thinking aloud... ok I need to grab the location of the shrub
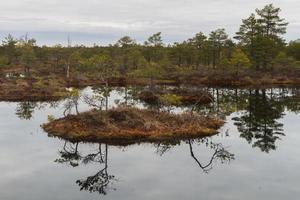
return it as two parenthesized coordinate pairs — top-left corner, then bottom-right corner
(47, 115), (55, 122)
(159, 94), (182, 106)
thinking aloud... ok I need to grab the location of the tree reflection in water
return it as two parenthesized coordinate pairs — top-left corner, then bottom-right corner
(55, 141), (81, 167)
(15, 101), (37, 120)
(76, 144), (116, 195)
(154, 138), (234, 173)
(55, 142), (116, 195)
(232, 89), (287, 153)
(15, 101), (59, 120)
(192, 87), (300, 153)
(188, 139), (234, 173)
(55, 138), (234, 195)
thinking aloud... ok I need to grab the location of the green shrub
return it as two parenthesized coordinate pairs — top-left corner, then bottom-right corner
(47, 115), (55, 122)
(159, 94), (182, 106)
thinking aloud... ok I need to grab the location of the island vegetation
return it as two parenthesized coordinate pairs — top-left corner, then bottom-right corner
(42, 107), (223, 144)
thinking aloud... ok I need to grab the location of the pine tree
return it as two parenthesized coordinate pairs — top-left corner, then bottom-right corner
(256, 4), (288, 38)
(208, 29), (228, 69)
(235, 4), (288, 70)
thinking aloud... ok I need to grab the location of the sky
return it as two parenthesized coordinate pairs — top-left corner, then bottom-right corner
(0, 0), (299, 46)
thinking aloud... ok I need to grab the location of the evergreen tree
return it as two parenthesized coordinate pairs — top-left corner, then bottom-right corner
(2, 34), (18, 65)
(208, 29), (228, 69)
(144, 32), (164, 63)
(235, 4), (288, 70)
(19, 37), (37, 77)
(256, 4), (288, 38)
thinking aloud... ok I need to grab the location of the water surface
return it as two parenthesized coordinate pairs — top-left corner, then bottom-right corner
(0, 87), (300, 200)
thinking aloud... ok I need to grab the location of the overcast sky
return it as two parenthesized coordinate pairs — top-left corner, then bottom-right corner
(0, 0), (299, 46)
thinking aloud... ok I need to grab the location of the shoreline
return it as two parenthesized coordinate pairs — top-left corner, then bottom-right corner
(1, 75), (300, 102)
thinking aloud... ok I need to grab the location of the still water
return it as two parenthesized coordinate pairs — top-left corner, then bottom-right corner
(0, 87), (300, 200)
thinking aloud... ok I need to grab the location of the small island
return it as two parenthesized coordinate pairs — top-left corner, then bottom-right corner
(42, 107), (223, 144)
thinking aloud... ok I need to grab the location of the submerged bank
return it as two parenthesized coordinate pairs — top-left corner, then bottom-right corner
(42, 107), (223, 144)
(2, 71), (300, 102)
(2, 70), (300, 102)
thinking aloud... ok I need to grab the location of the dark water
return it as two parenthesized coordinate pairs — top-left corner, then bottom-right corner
(1, 87), (300, 200)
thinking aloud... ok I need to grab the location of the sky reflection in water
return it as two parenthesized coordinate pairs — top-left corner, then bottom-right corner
(0, 87), (299, 200)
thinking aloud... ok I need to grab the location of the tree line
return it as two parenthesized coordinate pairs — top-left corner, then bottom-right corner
(0, 4), (300, 80)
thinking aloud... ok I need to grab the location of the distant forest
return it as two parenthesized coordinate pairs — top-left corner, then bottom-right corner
(0, 4), (300, 84)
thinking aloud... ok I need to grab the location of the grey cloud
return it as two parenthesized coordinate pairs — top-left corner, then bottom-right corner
(0, 0), (299, 45)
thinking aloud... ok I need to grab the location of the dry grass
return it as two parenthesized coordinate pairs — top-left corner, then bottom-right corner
(0, 78), (68, 101)
(42, 107), (224, 144)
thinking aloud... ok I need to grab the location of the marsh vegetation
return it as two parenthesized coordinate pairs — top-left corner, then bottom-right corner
(0, 4), (300, 102)
(1, 4), (300, 199)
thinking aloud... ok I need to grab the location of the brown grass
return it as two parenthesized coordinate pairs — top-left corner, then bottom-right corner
(42, 107), (224, 144)
(0, 78), (68, 102)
